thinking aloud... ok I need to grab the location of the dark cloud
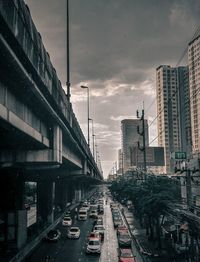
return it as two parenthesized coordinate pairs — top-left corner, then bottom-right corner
(27, 0), (200, 176)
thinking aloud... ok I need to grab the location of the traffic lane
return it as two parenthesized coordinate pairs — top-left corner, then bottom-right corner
(57, 218), (100, 262)
(26, 216), (99, 262)
(100, 199), (118, 262)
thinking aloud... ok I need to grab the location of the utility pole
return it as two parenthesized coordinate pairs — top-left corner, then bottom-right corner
(89, 118), (95, 157)
(66, 0), (71, 101)
(174, 163), (199, 208)
(186, 168), (192, 207)
(136, 108), (147, 172)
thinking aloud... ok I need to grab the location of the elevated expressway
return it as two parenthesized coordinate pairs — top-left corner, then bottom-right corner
(0, 0), (103, 254)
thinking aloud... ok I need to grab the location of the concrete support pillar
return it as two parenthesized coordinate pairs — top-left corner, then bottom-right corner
(67, 180), (75, 204)
(83, 158), (88, 175)
(37, 180), (55, 227)
(53, 125), (62, 163)
(81, 187), (85, 199)
(54, 179), (70, 212)
(0, 172), (27, 250)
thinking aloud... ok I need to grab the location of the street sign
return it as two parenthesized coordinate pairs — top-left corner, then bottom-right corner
(173, 152), (187, 160)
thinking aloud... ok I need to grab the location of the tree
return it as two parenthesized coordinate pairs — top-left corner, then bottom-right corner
(110, 175), (181, 248)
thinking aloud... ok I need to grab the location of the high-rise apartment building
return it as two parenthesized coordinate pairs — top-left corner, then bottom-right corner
(156, 65), (191, 174)
(117, 149), (123, 174)
(121, 119), (149, 171)
(188, 36), (200, 154)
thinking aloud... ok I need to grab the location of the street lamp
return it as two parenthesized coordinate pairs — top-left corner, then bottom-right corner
(89, 118), (95, 158)
(66, 0), (71, 101)
(81, 85), (90, 147)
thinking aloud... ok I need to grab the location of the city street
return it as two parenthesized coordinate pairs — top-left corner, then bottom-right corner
(25, 198), (145, 262)
(26, 199), (119, 262)
(1, 1), (200, 262)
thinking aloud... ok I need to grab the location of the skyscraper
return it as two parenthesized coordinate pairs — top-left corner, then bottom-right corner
(121, 119), (149, 171)
(118, 149), (123, 174)
(156, 65), (191, 174)
(188, 36), (200, 155)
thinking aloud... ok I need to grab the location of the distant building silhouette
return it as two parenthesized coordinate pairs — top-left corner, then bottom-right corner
(121, 119), (149, 172)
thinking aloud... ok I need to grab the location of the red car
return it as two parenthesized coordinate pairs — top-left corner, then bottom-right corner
(118, 248), (135, 262)
(88, 232), (102, 242)
(117, 225), (129, 235)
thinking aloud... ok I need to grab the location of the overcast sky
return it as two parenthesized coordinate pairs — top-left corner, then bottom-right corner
(26, 0), (200, 177)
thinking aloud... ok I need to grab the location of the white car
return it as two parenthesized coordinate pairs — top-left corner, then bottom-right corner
(89, 210), (98, 218)
(67, 227), (80, 239)
(62, 216), (72, 226)
(78, 209), (87, 220)
(93, 225), (105, 240)
(86, 238), (101, 254)
(82, 203), (90, 211)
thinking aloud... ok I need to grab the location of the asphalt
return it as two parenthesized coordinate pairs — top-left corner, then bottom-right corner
(25, 198), (119, 262)
(25, 196), (151, 262)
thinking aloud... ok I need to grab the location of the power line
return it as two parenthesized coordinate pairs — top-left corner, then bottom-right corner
(148, 85), (200, 146)
(146, 96), (157, 112)
(148, 87), (179, 129)
(146, 25), (200, 119)
(149, 129), (164, 146)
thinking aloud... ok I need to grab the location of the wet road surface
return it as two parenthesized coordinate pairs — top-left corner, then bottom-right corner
(26, 200), (118, 262)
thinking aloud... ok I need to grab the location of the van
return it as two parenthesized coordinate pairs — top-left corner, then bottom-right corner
(78, 208), (87, 220)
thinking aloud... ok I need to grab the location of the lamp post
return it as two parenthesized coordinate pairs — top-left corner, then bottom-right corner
(95, 143), (98, 163)
(66, 0), (70, 101)
(81, 85), (90, 147)
(89, 118), (95, 158)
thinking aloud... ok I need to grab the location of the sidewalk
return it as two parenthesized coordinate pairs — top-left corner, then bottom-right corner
(121, 206), (161, 261)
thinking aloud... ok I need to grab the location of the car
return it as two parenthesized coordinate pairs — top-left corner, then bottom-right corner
(112, 212), (121, 219)
(82, 203), (90, 211)
(93, 225), (105, 240)
(97, 215), (103, 220)
(80, 200), (84, 204)
(89, 210), (98, 219)
(64, 210), (71, 216)
(111, 203), (119, 209)
(117, 225), (129, 235)
(98, 199), (104, 205)
(67, 227), (80, 239)
(62, 216), (72, 226)
(110, 202), (114, 207)
(98, 205), (104, 214)
(114, 218), (123, 228)
(118, 248), (136, 262)
(44, 229), (61, 242)
(93, 215), (103, 225)
(78, 208), (87, 220)
(112, 207), (120, 213)
(118, 232), (132, 247)
(113, 215), (122, 222)
(86, 238), (101, 254)
(88, 231), (102, 242)
(93, 218), (104, 227)
(96, 219), (104, 226)
(90, 204), (98, 210)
